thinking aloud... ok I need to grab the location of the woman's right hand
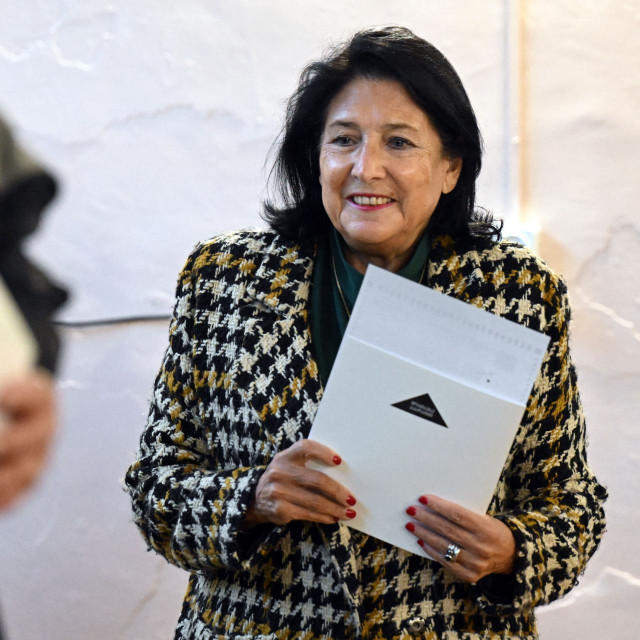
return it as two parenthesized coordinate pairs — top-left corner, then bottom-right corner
(243, 439), (356, 528)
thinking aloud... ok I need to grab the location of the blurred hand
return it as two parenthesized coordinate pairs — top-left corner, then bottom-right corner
(405, 494), (516, 583)
(243, 439), (357, 528)
(0, 369), (57, 511)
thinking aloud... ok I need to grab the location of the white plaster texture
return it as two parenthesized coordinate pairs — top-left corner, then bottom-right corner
(0, 0), (509, 321)
(0, 1), (636, 638)
(0, 324), (187, 639)
(524, 3), (640, 639)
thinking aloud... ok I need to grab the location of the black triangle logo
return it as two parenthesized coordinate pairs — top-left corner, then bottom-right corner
(391, 393), (448, 428)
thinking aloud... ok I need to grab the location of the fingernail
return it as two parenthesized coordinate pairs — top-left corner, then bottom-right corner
(332, 455), (342, 465)
(417, 539), (424, 547)
(346, 495), (356, 506)
(405, 522), (415, 533)
(418, 495), (429, 506)
(345, 509), (356, 519)
(406, 506), (416, 516)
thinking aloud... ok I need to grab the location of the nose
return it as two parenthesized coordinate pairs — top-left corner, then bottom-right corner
(351, 139), (386, 182)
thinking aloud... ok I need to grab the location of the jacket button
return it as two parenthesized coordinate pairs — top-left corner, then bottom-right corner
(407, 617), (426, 637)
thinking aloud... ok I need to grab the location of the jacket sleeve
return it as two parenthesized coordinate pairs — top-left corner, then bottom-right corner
(124, 245), (272, 573)
(475, 273), (607, 614)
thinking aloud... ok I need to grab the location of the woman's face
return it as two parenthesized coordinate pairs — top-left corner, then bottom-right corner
(319, 77), (462, 272)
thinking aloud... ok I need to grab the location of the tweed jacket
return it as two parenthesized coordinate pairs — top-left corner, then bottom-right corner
(125, 229), (606, 640)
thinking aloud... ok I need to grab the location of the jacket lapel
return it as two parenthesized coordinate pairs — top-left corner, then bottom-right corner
(232, 238), (324, 456)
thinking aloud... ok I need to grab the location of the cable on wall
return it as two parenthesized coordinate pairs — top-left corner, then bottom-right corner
(54, 314), (171, 329)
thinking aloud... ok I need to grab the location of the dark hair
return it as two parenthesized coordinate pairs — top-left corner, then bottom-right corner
(262, 26), (501, 243)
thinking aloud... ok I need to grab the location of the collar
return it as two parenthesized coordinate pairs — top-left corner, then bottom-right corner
(330, 228), (431, 312)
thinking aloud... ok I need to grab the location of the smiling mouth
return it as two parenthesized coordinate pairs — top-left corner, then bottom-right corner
(349, 195), (394, 206)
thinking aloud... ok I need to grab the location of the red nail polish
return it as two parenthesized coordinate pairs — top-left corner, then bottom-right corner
(406, 506), (416, 516)
(346, 495), (356, 506)
(418, 495), (429, 506)
(345, 509), (356, 519)
(332, 455), (342, 465)
(417, 539), (424, 547)
(405, 522), (415, 533)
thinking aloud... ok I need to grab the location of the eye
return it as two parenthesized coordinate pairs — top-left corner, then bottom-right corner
(331, 135), (355, 146)
(388, 136), (414, 150)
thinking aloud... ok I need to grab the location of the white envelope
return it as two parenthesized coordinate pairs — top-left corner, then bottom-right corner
(308, 265), (549, 555)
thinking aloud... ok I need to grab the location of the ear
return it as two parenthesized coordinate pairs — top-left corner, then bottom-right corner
(442, 156), (462, 194)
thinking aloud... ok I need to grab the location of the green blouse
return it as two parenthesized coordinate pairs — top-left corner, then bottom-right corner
(310, 229), (430, 386)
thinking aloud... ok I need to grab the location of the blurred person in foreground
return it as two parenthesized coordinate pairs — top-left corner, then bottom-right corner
(125, 27), (606, 639)
(0, 116), (67, 639)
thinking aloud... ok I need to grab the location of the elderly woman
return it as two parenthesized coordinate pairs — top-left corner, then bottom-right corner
(125, 27), (606, 639)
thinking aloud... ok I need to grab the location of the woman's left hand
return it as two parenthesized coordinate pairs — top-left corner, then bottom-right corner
(405, 494), (516, 583)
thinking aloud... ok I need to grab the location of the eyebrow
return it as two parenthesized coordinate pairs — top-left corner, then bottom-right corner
(325, 119), (420, 133)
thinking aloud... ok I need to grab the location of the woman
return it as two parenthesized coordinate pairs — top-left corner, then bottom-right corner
(125, 27), (606, 639)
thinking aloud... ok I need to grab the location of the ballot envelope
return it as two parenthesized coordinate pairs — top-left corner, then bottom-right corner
(308, 265), (550, 555)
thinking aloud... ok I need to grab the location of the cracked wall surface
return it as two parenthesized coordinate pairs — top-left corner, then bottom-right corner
(0, 0), (509, 322)
(526, 2), (640, 639)
(0, 1), (637, 639)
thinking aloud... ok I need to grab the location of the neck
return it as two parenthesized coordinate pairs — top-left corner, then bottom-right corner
(343, 246), (414, 275)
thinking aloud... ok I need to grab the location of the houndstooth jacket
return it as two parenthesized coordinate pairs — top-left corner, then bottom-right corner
(125, 229), (606, 640)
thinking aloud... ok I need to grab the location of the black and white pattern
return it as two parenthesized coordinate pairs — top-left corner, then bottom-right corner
(125, 230), (606, 639)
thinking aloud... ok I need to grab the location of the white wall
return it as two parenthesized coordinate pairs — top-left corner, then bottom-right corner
(524, 2), (640, 638)
(0, 1), (637, 638)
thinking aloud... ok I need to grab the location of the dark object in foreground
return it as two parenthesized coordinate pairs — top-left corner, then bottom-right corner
(0, 117), (68, 372)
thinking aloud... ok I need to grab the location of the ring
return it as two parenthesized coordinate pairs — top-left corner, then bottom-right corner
(444, 543), (461, 563)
